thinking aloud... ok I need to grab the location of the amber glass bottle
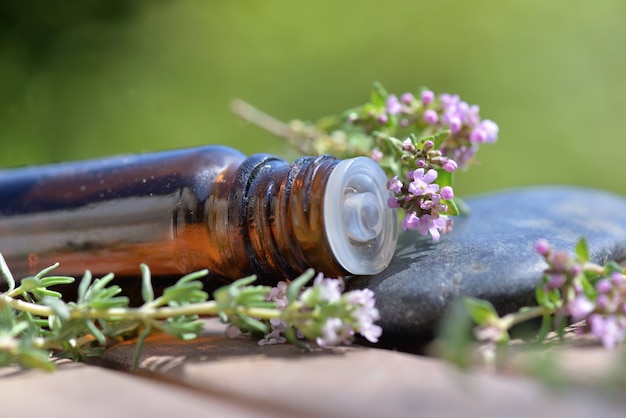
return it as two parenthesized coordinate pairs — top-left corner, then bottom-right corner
(0, 146), (398, 283)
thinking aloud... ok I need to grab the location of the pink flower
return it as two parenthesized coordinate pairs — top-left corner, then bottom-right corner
(345, 289), (382, 343)
(416, 214), (448, 241)
(258, 318), (288, 346)
(421, 90), (435, 106)
(266, 281), (288, 309)
(443, 159), (458, 172)
(401, 138), (415, 151)
(534, 239), (551, 256)
(420, 194), (447, 217)
(470, 119), (499, 143)
(448, 116), (462, 134)
(401, 92), (414, 105)
(423, 109), (438, 124)
(402, 212), (420, 231)
(588, 314), (626, 349)
(387, 197), (400, 209)
(408, 168), (439, 196)
(386, 94), (402, 115)
(316, 318), (354, 347)
(568, 295), (595, 322)
(388, 176), (403, 194)
(371, 149), (383, 162)
(440, 186), (454, 200)
(313, 273), (344, 303)
(596, 278), (613, 294)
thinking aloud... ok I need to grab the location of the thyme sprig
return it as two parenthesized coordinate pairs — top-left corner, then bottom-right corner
(438, 238), (626, 370)
(0, 255), (379, 371)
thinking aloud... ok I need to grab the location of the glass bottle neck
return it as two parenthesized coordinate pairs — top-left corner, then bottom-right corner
(230, 153), (398, 280)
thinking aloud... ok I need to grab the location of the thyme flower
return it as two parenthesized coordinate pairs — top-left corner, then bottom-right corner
(232, 82), (499, 241)
(236, 273), (382, 348)
(465, 238), (626, 352)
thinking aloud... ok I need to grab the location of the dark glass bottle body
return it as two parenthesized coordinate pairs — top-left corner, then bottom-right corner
(0, 146), (397, 283)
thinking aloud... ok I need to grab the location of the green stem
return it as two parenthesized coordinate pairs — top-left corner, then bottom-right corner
(0, 294), (55, 317)
(230, 99), (291, 139)
(240, 307), (282, 319)
(500, 305), (550, 330)
(583, 262), (605, 276)
(1, 294), (283, 322)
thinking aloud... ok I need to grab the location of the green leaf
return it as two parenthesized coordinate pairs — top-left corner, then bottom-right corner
(444, 198), (460, 217)
(464, 297), (498, 324)
(218, 311), (228, 323)
(575, 237), (589, 262)
(176, 269), (209, 285)
(162, 284), (207, 305)
(0, 253), (16, 291)
(237, 286), (271, 306)
(240, 316), (269, 334)
(229, 275), (258, 290)
(42, 296), (70, 320)
(548, 287), (562, 307)
(33, 287), (63, 300)
(9, 321), (30, 338)
(284, 327), (310, 351)
(536, 313), (552, 343)
(453, 197), (471, 216)
(99, 319), (143, 338)
(85, 319), (106, 344)
(535, 283), (551, 308)
(580, 274), (596, 296)
(287, 269), (315, 303)
(88, 297), (130, 310)
(603, 261), (624, 276)
(38, 276), (75, 288)
(432, 130), (450, 149)
(131, 325), (152, 372)
(34, 262), (60, 279)
(51, 319), (90, 342)
(89, 273), (116, 294)
(161, 317), (205, 340)
(77, 271), (93, 304)
(434, 299), (476, 370)
(555, 315), (568, 341)
(19, 277), (40, 293)
(436, 169), (453, 189)
(140, 264), (154, 303)
(370, 81), (388, 107)
(18, 348), (56, 371)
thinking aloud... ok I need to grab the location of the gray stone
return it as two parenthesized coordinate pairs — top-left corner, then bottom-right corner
(346, 186), (626, 340)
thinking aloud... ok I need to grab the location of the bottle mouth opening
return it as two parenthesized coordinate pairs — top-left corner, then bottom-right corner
(343, 191), (384, 242)
(323, 157), (398, 275)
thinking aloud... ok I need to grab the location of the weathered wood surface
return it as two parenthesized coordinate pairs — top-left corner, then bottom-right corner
(3, 319), (623, 418)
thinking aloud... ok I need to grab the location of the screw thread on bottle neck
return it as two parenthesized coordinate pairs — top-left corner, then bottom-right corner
(230, 153), (398, 281)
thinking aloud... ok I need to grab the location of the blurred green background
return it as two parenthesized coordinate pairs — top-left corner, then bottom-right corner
(1, 0), (625, 198)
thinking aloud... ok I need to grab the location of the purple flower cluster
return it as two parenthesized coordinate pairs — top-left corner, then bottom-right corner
(353, 85), (499, 242)
(572, 274), (626, 349)
(536, 239), (626, 349)
(388, 167), (454, 241)
(258, 280), (290, 346)
(363, 88), (498, 170)
(536, 239), (583, 292)
(302, 274), (382, 347)
(253, 274), (382, 347)
(428, 91), (499, 169)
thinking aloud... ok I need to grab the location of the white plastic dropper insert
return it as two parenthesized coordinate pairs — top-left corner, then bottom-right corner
(324, 157), (399, 275)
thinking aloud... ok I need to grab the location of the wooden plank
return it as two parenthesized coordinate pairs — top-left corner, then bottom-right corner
(0, 358), (286, 418)
(94, 319), (626, 418)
